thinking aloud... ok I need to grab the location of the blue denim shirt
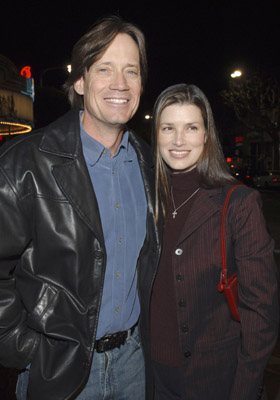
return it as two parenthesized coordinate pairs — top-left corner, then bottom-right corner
(80, 117), (147, 339)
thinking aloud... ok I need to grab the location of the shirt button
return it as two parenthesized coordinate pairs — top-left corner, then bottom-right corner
(176, 274), (184, 281)
(178, 300), (186, 307)
(115, 307), (120, 312)
(184, 351), (191, 358)
(175, 248), (183, 255)
(116, 272), (120, 278)
(115, 203), (119, 208)
(118, 237), (122, 243)
(103, 150), (107, 155)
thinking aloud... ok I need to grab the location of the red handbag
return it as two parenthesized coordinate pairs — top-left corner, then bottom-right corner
(217, 185), (244, 322)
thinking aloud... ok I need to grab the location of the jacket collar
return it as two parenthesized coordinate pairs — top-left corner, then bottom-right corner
(177, 187), (223, 244)
(38, 109), (104, 244)
(39, 108), (153, 169)
(39, 109), (81, 158)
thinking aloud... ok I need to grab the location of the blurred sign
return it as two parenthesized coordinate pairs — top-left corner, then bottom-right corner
(0, 89), (33, 122)
(20, 66), (32, 78)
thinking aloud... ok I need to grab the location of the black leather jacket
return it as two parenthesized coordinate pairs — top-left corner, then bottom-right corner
(0, 109), (161, 399)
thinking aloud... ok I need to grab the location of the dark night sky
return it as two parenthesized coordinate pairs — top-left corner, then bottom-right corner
(1, 0), (279, 117)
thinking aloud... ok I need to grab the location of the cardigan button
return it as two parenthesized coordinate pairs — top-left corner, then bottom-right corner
(175, 248), (183, 255)
(184, 351), (191, 358)
(181, 324), (189, 333)
(178, 300), (186, 307)
(176, 274), (184, 281)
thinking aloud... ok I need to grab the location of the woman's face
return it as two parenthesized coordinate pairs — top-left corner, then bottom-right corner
(158, 103), (206, 173)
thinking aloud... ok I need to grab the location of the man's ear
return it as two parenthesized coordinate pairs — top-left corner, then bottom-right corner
(74, 77), (84, 95)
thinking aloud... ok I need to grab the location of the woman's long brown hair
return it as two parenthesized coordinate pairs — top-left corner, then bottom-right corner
(152, 84), (238, 222)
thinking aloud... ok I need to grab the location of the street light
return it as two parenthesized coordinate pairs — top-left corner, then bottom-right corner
(230, 70), (242, 78)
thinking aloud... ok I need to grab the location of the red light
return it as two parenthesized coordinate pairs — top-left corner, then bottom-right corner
(272, 178), (278, 182)
(20, 66), (32, 78)
(235, 137), (243, 143)
(226, 157), (232, 162)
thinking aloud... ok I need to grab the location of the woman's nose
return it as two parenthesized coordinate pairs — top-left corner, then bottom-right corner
(172, 130), (185, 146)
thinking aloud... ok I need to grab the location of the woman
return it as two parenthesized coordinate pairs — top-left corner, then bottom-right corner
(149, 84), (279, 399)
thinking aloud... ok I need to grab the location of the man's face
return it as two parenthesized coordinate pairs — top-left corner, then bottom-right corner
(74, 33), (142, 134)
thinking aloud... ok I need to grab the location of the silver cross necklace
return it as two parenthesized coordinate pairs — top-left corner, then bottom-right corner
(171, 187), (200, 219)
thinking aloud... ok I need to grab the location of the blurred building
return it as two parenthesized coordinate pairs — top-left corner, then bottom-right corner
(0, 54), (34, 146)
(229, 131), (275, 172)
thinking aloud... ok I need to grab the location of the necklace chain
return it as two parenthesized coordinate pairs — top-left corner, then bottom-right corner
(171, 187), (200, 219)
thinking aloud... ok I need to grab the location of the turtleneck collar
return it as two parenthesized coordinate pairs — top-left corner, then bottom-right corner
(171, 168), (200, 191)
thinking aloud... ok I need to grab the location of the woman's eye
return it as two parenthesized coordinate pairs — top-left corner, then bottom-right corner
(161, 126), (172, 132)
(187, 125), (198, 132)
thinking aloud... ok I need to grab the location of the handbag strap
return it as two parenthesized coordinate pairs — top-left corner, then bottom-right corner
(219, 184), (244, 289)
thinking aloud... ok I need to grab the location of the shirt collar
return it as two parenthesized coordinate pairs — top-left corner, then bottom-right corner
(79, 111), (131, 166)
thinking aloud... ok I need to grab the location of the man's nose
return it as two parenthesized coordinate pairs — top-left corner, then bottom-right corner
(109, 71), (129, 90)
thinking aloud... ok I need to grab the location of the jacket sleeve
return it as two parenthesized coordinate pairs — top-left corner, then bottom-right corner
(229, 188), (279, 400)
(0, 166), (40, 369)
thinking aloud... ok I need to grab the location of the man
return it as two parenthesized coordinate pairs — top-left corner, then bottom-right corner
(0, 16), (161, 400)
